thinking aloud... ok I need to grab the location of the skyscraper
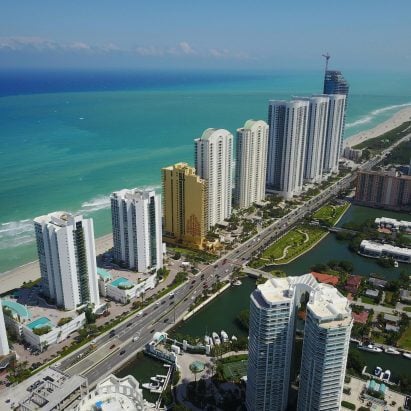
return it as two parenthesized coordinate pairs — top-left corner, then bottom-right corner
(34, 212), (100, 310)
(297, 285), (352, 411)
(303, 96), (329, 183)
(234, 119), (269, 208)
(162, 162), (207, 250)
(323, 70), (349, 96)
(266, 100), (309, 199)
(323, 94), (346, 174)
(194, 128), (233, 228)
(246, 274), (352, 411)
(0, 298), (10, 356)
(110, 188), (163, 272)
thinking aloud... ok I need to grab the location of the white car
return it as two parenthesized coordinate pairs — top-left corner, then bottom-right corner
(132, 336), (139, 342)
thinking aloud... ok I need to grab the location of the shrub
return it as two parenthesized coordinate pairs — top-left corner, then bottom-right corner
(341, 400), (356, 410)
(57, 317), (73, 327)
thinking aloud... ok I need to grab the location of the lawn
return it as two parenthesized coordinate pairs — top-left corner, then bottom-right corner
(222, 359), (248, 380)
(361, 296), (376, 305)
(403, 306), (411, 312)
(256, 225), (327, 265)
(312, 202), (350, 226)
(398, 325), (411, 350)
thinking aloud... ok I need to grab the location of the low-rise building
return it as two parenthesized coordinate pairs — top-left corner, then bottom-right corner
(364, 289), (379, 299)
(343, 146), (363, 162)
(0, 366), (88, 410)
(2, 299), (86, 350)
(368, 277), (388, 289)
(352, 311), (369, 324)
(400, 289), (411, 303)
(375, 217), (411, 233)
(98, 271), (157, 304)
(359, 240), (411, 263)
(311, 271), (339, 286)
(345, 275), (362, 294)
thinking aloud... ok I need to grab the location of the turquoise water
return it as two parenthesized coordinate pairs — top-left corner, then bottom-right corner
(27, 316), (52, 330)
(1, 300), (31, 319)
(111, 277), (133, 287)
(1, 70), (411, 273)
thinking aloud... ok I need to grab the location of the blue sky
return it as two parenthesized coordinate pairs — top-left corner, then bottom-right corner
(1, 0), (410, 70)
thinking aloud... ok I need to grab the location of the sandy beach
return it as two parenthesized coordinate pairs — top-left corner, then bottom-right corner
(345, 106), (411, 148)
(0, 234), (113, 295)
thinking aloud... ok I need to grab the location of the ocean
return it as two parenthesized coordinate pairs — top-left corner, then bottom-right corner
(1, 69), (411, 273)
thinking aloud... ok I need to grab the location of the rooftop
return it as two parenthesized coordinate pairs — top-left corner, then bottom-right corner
(0, 366), (87, 411)
(311, 271), (339, 286)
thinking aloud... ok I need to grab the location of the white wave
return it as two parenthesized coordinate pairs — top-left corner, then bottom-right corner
(1, 184), (163, 250)
(346, 102), (411, 129)
(0, 219), (35, 249)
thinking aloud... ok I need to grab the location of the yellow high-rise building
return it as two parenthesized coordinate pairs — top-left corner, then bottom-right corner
(161, 162), (207, 250)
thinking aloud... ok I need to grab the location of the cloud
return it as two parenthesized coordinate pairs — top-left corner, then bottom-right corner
(0, 36), (120, 54)
(0, 36), (251, 61)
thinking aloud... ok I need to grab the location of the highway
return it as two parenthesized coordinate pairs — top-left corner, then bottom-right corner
(58, 139), (404, 388)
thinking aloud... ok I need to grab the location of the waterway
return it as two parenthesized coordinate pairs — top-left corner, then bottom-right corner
(116, 205), (411, 393)
(278, 205), (411, 280)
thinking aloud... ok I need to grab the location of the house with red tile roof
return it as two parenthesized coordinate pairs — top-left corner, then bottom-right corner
(345, 275), (362, 294)
(311, 272), (339, 286)
(352, 310), (369, 324)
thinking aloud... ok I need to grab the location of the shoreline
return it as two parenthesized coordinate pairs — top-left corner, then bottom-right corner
(345, 106), (411, 147)
(0, 233), (113, 295)
(2, 107), (411, 294)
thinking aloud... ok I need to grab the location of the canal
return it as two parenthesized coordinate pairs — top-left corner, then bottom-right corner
(278, 205), (410, 280)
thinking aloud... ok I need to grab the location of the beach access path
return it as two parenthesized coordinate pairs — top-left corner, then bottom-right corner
(0, 234), (113, 294)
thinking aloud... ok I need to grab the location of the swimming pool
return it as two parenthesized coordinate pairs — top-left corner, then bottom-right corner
(111, 277), (133, 287)
(27, 317), (52, 330)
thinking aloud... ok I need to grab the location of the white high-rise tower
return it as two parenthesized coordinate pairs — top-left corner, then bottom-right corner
(194, 128), (233, 228)
(246, 274), (352, 411)
(110, 189), (163, 272)
(34, 212), (100, 310)
(266, 100), (309, 199)
(323, 94), (346, 174)
(0, 298), (10, 356)
(234, 119), (269, 208)
(297, 284), (352, 411)
(303, 95), (330, 183)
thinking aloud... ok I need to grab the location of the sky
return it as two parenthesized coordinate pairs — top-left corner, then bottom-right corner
(1, 0), (411, 71)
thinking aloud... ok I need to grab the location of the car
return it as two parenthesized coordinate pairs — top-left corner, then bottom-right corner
(119, 350), (126, 355)
(109, 344), (116, 349)
(161, 300), (166, 304)
(164, 318), (169, 323)
(150, 329), (155, 333)
(132, 336), (139, 342)
(191, 280), (196, 284)
(156, 301), (160, 306)
(169, 292), (175, 298)
(189, 285), (193, 289)
(126, 322), (132, 327)
(142, 312), (147, 317)
(169, 300), (174, 305)
(137, 312), (142, 317)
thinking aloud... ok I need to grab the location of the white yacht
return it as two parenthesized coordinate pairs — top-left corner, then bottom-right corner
(385, 347), (400, 355)
(403, 352), (411, 359)
(212, 332), (221, 345)
(374, 366), (382, 377)
(381, 370), (391, 382)
(221, 330), (229, 343)
(358, 343), (383, 353)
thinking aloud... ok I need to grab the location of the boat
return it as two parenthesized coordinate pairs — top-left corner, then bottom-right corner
(385, 347), (400, 355)
(204, 335), (211, 345)
(231, 335), (237, 341)
(358, 343), (383, 353)
(403, 352), (411, 359)
(142, 382), (160, 390)
(212, 332), (221, 345)
(234, 280), (242, 286)
(221, 330), (229, 343)
(150, 376), (166, 383)
(394, 261), (399, 268)
(374, 366), (383, 377)
(381, 370), (391, 382)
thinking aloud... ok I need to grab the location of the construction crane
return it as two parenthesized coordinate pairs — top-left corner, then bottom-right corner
(322, 52), (331, 72)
